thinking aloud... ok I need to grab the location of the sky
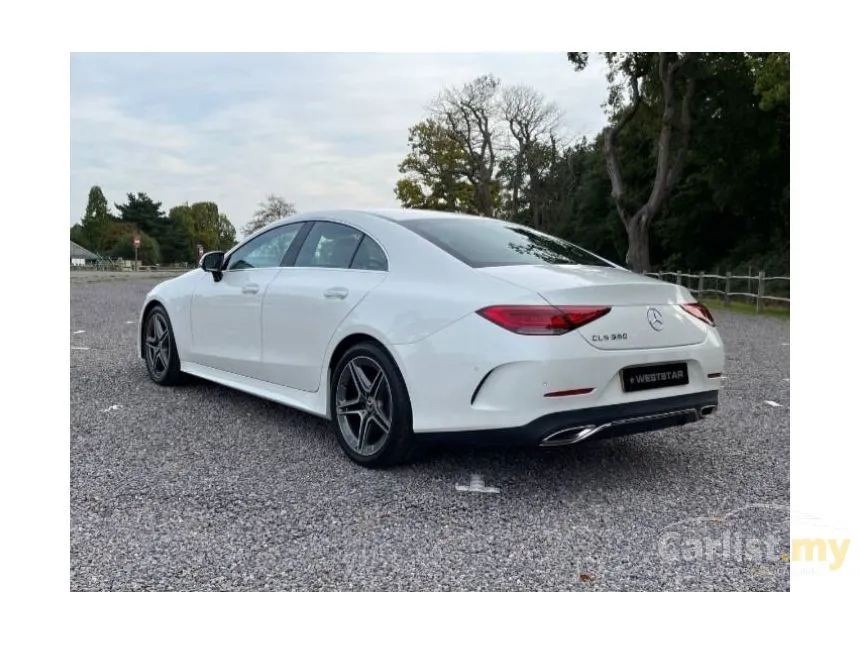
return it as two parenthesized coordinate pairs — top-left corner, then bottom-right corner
(70, 53), (610, 232)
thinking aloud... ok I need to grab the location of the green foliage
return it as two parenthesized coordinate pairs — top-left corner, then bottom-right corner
(78, 186), (116, 253)
(394, 119), (477, 212)
(395, 55), (789, 274)
(187, 202), (221, 252)
(165, 201), (226, 260)
(70, 223), (92, 251)
(109, 229), (161, 265)
(100, 220), (137, 253)
(72, 189), (240, 265)
(750, 52), (789, 111)
(159, 215), (195, 264)
(115, 192), (166, 240)
(218, 213), (237, 250)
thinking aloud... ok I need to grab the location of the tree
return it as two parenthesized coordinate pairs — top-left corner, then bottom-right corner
(158, 215), (194, 264)
(109, 229), (160, 265)
(115, 192), (166, 241)
(749, 52), (789, 111)
(166, 201), (230, 260)
(433, 75), (503, 217)
(392, 56), (788, 277)
(218, 213), (237, 249)
(79, 186), (116, 253)
(189, 201), (221, 251)
(499, 85), (562, 227)
(70, 223), (92, 252)
(395, 77), (561, 221)
(242, 195), (297, 236)
(568, 52), (698, 272)
(394, 119), (477, 212)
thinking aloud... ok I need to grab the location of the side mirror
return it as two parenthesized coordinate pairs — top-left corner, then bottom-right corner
(200, 251), (225, 281)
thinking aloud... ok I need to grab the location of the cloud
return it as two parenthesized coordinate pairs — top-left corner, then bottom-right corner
(70, 53), (609, 232)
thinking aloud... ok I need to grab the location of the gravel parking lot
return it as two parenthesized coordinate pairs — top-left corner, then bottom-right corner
(70, 273), (790, 591)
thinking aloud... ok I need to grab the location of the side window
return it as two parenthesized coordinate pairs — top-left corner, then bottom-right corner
(295, 222), (363, 269)
(350, 235), (388, 271)
(226, 223), (302, 271)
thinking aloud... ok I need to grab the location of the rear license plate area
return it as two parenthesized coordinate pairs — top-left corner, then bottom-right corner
(621, 362), (689, 392)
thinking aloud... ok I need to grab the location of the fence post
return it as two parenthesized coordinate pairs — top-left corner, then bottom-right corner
(724, 272), (732, 307)
(676, 271), (682, 285)
(747, 264), (752, 299)
(698, 271), (704, 297)
(756, 270), (765, 314)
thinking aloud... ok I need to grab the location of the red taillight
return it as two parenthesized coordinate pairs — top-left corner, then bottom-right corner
(681, 303), (716, 326)
(477, 305), (611, 335)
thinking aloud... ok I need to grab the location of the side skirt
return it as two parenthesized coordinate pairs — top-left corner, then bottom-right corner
(181, 361), (330, 419)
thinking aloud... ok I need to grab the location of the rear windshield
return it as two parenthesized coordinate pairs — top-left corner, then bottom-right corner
(399, 217), (614, 268)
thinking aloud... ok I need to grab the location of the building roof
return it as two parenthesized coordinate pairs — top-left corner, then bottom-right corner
(70, 240), (99, 260)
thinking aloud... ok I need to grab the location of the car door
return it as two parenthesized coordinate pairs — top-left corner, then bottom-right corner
(260, 221), (389, 391)
(190, 221), (307, 379)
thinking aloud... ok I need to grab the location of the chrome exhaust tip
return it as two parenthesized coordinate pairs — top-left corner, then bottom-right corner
(540, 422), (612, 447)
(539, 407), (709, 448)
(700, 404), (717, 417)
(540, 425), (594, 447)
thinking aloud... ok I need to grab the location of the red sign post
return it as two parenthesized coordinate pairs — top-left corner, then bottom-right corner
(133, 235), (141, 270)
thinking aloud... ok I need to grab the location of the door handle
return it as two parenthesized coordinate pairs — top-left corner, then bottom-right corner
(323, 287), (349, 300)
(242, 284), (260, 295)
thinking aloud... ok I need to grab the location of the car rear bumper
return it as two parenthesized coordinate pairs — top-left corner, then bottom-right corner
(415, 390), (719, 447)
(391, 311), (724, 433)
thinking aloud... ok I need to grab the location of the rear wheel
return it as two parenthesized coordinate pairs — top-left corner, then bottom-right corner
(330, 342), (416, 468)
(143, 305), (184, 386)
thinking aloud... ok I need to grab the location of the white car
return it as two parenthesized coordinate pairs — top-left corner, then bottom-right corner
(138, 208), (724, 468)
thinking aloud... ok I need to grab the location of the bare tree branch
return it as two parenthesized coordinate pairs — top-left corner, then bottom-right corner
(500, 85), (562, 226)
(434, 76), (501, 216)
(667, 76), (695, 191)
(604, 74), (643, 223)
(242, 195), (296, 236)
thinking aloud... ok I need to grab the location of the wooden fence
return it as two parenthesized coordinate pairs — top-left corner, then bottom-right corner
(645, 270), (790, 313)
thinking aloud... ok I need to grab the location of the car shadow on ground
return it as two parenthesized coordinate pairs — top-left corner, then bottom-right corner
(159, 370), (691, 495)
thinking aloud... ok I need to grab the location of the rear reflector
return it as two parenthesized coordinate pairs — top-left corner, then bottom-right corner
(477, 305), (611, 335)
(544, 387), (594, 398)
(707, 372), (723, 379)
(681, 303), (716, 326)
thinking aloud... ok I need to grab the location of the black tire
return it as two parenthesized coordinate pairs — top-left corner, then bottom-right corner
(142, 304), (185, 386)
(330, 341), (417, 468)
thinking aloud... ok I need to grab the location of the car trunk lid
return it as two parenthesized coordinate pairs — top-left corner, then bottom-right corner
(478, 264), (708, 350)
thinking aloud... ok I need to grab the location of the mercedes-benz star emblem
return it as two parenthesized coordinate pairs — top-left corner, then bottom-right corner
(647, 307), (664, 331)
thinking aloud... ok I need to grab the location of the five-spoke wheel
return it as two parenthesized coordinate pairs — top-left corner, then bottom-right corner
(335, 356), (394, 457)
(143, 305), (183, 385)
(330, 341), (415, 467)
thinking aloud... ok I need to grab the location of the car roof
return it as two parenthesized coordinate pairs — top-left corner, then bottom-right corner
(248, 207), (496, 241)
(291, 207), (485, 223)
(358, 208), (483, 222)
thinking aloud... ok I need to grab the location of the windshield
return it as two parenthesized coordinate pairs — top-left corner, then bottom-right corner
(399, 217), (615, 269)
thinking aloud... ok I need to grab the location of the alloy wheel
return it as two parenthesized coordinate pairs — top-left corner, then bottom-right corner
(335, 356), (394, 457)
(145, 311), (172, 380)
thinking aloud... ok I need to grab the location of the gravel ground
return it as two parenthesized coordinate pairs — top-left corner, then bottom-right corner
(70, 274), (790, 591)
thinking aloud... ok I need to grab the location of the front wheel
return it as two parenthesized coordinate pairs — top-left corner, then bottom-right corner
(330, 342), (416, 468)
(143, 304), (185, 386)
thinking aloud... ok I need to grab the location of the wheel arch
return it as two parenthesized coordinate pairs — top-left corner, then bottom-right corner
(326, 332), (412, 414)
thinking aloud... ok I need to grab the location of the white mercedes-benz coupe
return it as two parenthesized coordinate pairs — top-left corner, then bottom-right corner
(138, 208), (724, 467)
